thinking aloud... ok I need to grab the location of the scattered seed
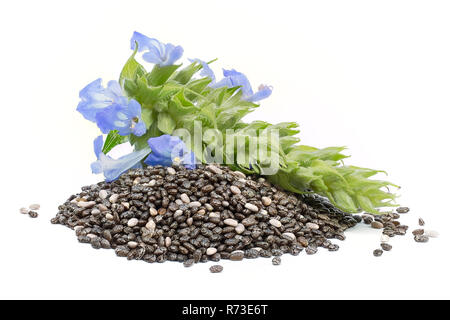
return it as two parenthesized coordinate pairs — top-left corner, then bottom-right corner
(206, 247), (217, 255)
(209, 265), (223, 273)
(396, 207), (410, 214)
(412, 229), (424, 236)
(20, 207), (29, 214)
(306, 222), (319, 230)
(28, 211), (38, 218)
(418, 218), (425, 226)
(414, 235), (429, 243)
(29, 204), (40, 210)
(373, 249), (383, 257)
(272, 257), (281, 265)
(381, 243), (392, 251)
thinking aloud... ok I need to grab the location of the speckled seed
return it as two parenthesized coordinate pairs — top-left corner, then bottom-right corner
(197, 209), (206, 215)
(149, 208), (158, 216)
(105, 213), (114, 220)
(371, 221), (384, 229)
(412, 229), (424, 236)
(167, 167), (176, 175)
(373, 249), (383, 257)
(148, 179), (156, 187)
(380, 235), (390, 243)
(74, 226), (83, 232)
(186, 217), (193, 226)
(306, 222), (319, 230)
(99, 190), (108, 199)
(230, 186), (241, 194)
(233, 171), (246, 179)
(180, 193), (191, 203)
(165, 237), (171, 247)
(261, 197), (272, 206)
(189, 201), (201, 208)
(20, 207), (29, 214)
(230, 250), (245, 261)
(146, 220), (156, 230)
(174, 210), (183, 218)
(133, 177), (141, 185)
(209, 265), (223, 273)
(424, 230), (439, 238)
(260, 209), (268, 215)
(98, 204), (108, 212)
(272, 257), (281, 265)
(269, 219), (282, 228)
(396, 207), (410, 214)
(235, 224), (245, 234)
(414, 235), (429, 243)
(183, 259), (194, 267)
(381, 243), (392, 251)
(109, 194), (119, 203)
(244, 203), (258, 212)
(205, 204), (214, 211)
(207, 165), (223, 175)
(28, 211), (38, 218)
(209, 212), (220, 219)
(224, 219), (238, 227)
(122, 202), (130, 209)
(418, 218), (425, 226)
(29, 204), (40, 210)
(206, 247), (217, 255)
(282, 232), (296, 241)
(77, 201), (96, 208)
(127, 241), (138, 249)
(127, 218), (139, 227)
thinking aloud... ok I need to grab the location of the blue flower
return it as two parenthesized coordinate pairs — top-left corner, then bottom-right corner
(77, 79), (127, 122)
(211, 69), (272, 102)
(91, 136), (150, 182)
(189, 58), (216, 83)
(95, 99), (146, 136)
(131, 31), (183, 66)
(144, 134), (197, 169)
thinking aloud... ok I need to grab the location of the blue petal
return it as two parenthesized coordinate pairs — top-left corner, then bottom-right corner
(133, 121), (146, 137)
(247, 85), (273, 102)
(189, 58), (216, 82)
(77, 79), (112, 122)
(127, 99), (142, 117)
(95, 105), (121, 134)
(95, 148), (151, 182)
(147, 135), (187, 158)
(181, 151), (197, 169)
(222, 69), (254, 97)
(143, 152), (174, 167)
(130, 31), (152, 52)
(93, 135), (103, 159)
(163, 45), (184, 66)
(91, 160), (103, 174)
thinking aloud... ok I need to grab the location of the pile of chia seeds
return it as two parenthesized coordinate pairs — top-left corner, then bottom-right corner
(51, 164), (362, 267)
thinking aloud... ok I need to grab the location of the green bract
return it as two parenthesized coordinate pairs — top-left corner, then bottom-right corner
(107, 45), (398, 214)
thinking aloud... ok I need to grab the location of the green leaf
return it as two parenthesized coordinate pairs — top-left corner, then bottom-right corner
(168, 89), (198, 118)
(141, 108), (154, 129)
(102, 130), (129, 154)
(119, 45), (146, 87)
(147, 64), (181, 87)
(157, 112), (176, 134)
(173, 62), (202, 84)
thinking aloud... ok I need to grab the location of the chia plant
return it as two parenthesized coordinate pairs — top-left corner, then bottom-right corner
(76, 31), (398, 214)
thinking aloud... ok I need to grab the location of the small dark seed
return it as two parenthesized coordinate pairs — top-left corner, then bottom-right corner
(373, 249), (383, 257)
(209, 265), (223, 273)
(272, 257), (281, 265)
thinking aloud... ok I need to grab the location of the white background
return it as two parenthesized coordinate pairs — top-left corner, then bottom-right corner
(0, 0), (449, 300)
